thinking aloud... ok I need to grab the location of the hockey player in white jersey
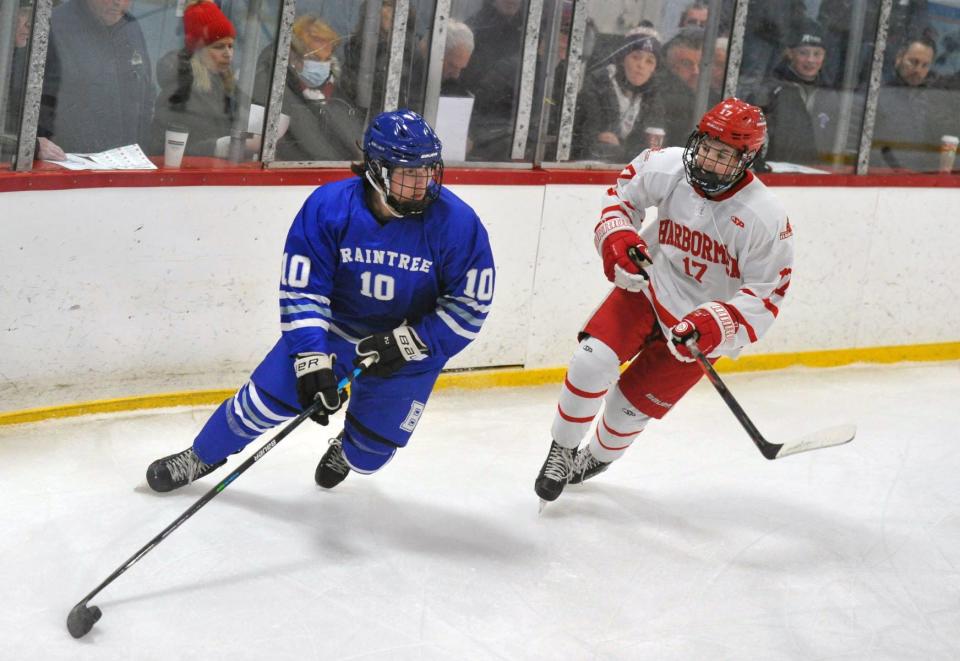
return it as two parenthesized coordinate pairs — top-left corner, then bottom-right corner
(535, 98), (794, 503)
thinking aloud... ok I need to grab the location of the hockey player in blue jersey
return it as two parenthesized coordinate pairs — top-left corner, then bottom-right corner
(146, 109), (495, 492)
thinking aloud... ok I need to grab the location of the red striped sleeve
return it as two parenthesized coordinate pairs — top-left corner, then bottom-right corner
(727, 301), (758, 342)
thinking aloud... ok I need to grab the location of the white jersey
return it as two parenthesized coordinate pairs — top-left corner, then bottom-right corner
(598, 147), (794, 358)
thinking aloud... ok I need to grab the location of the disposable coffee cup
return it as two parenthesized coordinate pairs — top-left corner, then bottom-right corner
(277, 112), (291, 138)
(164, 126), (189, 168)
(645, 126), (666, 150)
(939, 135), (958, 173)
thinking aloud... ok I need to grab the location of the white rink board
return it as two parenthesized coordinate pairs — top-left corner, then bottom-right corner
(1, 183), (958, 409)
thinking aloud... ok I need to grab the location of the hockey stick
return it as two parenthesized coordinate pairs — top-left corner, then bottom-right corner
(66, 356), (376, 639)
(686, 340), (856, 460)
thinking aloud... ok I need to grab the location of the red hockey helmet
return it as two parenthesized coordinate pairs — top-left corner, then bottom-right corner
(697, 97), (767, 156)
(682, 98), (766, 195)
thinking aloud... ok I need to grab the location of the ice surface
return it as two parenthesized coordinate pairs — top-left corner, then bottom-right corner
(2, 362), (959, 660)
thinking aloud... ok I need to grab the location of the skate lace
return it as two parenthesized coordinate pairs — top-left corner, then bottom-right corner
(544, 443), (575, 481)
(167, 450), (204, 485)
(325, 438), (350, 476)
(573, 450), (603, 478)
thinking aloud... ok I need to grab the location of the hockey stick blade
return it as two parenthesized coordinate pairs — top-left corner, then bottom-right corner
(686, 339), (856, 460)
(771, 423), (857, 459)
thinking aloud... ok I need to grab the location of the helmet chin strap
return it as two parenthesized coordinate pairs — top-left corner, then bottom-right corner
(365, 170), (404, 218)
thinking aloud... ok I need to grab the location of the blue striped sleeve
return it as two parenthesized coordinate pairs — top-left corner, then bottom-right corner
(279, 191), (338, 357)
(413, 210), (495, 360)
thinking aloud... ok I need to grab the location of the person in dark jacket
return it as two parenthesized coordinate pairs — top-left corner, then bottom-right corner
(574, 29), (665, 162)
(751, 20), (834, 167)
(817, 0), (931, 88)
(150, 1), (256, 159)
(339, 0), (422, 116)
(252, 15), (363, 162)
(658, 27), (704, 147)
(460, 0), (527, 161)
(871, 36), (941, 171)
(38, 0), (153, 155)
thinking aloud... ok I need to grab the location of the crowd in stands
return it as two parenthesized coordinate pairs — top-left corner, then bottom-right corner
(3, 0), (958, 171)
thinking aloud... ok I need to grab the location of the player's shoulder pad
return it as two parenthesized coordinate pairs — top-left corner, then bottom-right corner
(301, 177), (362, 225)
(731, 178), (790, 239)
(427, 186), (485, 230)
(630, 146), (685, 177)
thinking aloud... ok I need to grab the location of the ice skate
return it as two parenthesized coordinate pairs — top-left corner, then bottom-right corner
(534, 440), (577, 506)
(315, 434), (350, 489)
(146, 447), (226, 493)
(569, 445), (611, 485)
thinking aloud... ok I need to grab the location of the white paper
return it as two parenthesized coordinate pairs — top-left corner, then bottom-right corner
(765, 160), (830, 174)
(435, 96), (474, 162)
(248, 104), (265, 135)
(46, 144), (157, 170)
(248, 106), (290, 138)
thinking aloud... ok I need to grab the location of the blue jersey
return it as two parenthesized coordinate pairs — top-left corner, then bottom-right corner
(278, 177), (495, 367)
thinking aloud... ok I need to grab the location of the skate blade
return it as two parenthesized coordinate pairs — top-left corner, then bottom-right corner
(538, 498), (549, 515)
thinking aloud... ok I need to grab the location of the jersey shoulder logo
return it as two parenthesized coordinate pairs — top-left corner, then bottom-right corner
(779, 218), (793, 240)
(730, 215), (745, 229)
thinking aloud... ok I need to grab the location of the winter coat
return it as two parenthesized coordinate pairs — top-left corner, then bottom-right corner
(871, 72), (943, 172)
(458, 1), (527, 161)
(39, 0), (153, 153)
(150, 50), (241, 158)
(657, 70), (697, 148)
(751, 60), (840, 166)
(252, 52), (364, 162)
(574, 64), (665, 162)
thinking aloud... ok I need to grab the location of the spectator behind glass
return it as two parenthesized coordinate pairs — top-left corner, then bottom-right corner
(679, 2), (708, 29)
(38, 0), (153, 159)
(872, 36), (940, 171)
(150, 1), (257, 159)
(460, 0), (527, 161)
(752, 19), (832, 167)
(252, 15), (362, 161)
(441, 19), (475, 96)
(658, 27), (704, 147)
(340, 0), (422, 115)
(574, 29), (665, 163)
(3, 0), (34, 160)
(817, 0), (932, 89)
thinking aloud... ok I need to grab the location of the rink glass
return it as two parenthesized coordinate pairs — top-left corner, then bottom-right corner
(2, 0), (959, 175)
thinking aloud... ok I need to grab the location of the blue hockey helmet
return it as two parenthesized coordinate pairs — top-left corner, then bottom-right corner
(361, 109), (444, 216)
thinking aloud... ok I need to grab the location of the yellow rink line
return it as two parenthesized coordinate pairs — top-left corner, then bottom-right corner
(2, 342), (958, 427)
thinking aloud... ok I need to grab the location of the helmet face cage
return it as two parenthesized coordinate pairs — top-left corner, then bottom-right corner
(365, 156), (444, 216)
(682, 131), (756, 196)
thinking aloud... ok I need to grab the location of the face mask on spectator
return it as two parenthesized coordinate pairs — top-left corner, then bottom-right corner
(300, 59), (332, 87)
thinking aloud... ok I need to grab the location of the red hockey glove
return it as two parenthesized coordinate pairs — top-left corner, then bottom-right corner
(596, 226), (652, 292)
(669, 302), (739, 362)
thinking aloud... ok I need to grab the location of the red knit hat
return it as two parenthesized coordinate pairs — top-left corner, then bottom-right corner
(183, 2), (236, 52)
